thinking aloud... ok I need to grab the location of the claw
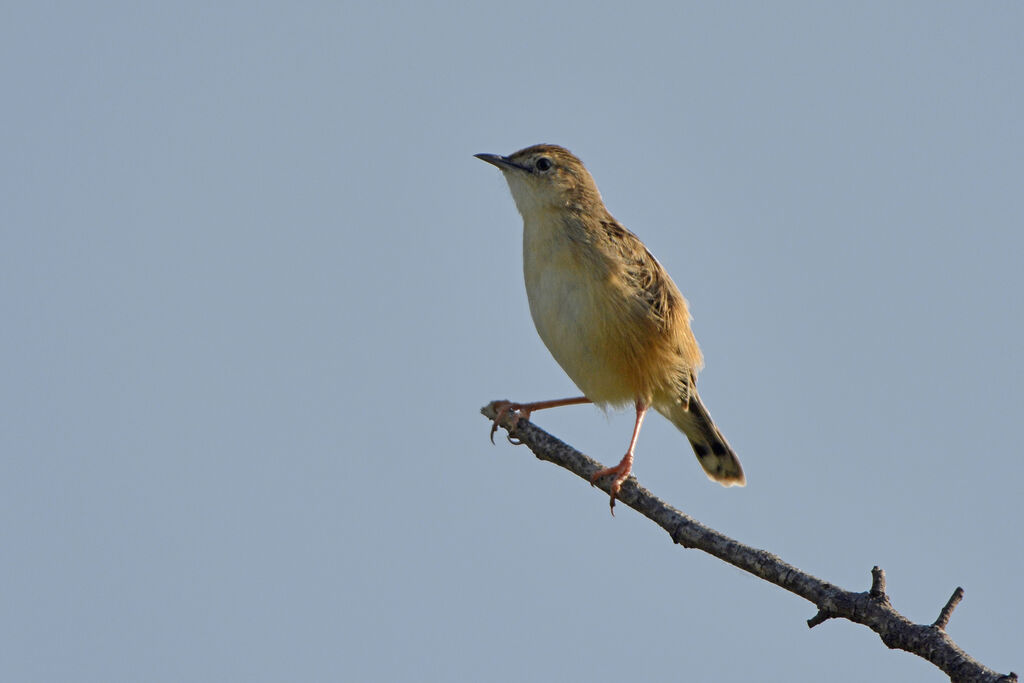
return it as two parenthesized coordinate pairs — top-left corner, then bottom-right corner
(590, 454), (633, 516)
(489, 400), (512, 444)
(489, 400), (529, 445)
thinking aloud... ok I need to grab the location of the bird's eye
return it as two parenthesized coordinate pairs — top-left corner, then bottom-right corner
(535, 157), (552, 172)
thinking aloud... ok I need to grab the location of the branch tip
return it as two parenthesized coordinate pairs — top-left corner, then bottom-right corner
(870, 566), (886, 597)
(933, 586), (965, 630)
(807, 607), (834, 628)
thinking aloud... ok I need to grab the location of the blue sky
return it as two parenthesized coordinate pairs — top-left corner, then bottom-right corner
(2, 3), (1021, 681)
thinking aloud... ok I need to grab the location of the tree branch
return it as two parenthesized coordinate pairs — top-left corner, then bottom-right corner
(481, 402), (1016, 683)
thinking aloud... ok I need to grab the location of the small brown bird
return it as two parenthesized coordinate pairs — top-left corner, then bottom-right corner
(476, 144), (745, 511)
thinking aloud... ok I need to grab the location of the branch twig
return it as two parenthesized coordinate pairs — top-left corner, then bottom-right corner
(481, 402), (1016, 683)
(935, 587), (966, 631)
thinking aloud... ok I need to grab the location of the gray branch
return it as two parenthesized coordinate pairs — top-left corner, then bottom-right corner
(481, 402), (1016, 683)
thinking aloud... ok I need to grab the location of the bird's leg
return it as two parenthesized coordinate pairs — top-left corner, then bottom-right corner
(488, 396), (592, 444)
(590, 399), (649, 514)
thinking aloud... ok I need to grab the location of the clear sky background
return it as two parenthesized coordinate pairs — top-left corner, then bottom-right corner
(2, 3), (1021, 681)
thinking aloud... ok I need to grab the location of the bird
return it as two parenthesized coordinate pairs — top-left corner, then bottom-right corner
(476, 144), (745, 512)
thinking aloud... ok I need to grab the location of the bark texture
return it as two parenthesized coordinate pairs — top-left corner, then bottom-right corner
(482, 402), (1016, 683)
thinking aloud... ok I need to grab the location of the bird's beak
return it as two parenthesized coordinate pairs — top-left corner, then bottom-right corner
(474, 153), (527, 173)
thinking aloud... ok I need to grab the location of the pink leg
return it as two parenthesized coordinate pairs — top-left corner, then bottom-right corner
(488, 396), (592, 443)
(590, 399), (648, 514)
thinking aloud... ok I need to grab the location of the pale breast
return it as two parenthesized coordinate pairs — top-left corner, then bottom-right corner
(522, 213), (642, 406)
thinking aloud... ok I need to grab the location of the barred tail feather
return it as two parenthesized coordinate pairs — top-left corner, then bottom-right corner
(656, 393), (745, 486)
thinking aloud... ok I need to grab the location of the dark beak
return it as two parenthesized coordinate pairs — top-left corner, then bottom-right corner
(474, 153), (527, 173)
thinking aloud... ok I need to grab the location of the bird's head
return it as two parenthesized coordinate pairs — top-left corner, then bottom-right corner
(475, 144), (604, 217)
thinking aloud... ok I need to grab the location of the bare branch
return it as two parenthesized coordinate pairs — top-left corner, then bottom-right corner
(935, 587), (966, 631)
(482, 402), (1017, 683)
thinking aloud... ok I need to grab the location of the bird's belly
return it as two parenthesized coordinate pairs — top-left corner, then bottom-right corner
(525, 260), (638, 406)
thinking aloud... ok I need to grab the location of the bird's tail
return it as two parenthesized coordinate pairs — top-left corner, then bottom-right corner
(656, 392), (746, 487)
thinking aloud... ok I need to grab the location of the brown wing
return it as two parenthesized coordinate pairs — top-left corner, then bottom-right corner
(598, 219), (684, 332)
(596, 218), (705, 397)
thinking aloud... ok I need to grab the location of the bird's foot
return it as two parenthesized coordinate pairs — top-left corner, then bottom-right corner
(487, 400), (531, 445)
(590, 452), (635, 516)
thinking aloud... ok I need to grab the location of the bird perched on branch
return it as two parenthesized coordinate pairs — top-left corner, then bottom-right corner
(476, 144), (745, 512)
